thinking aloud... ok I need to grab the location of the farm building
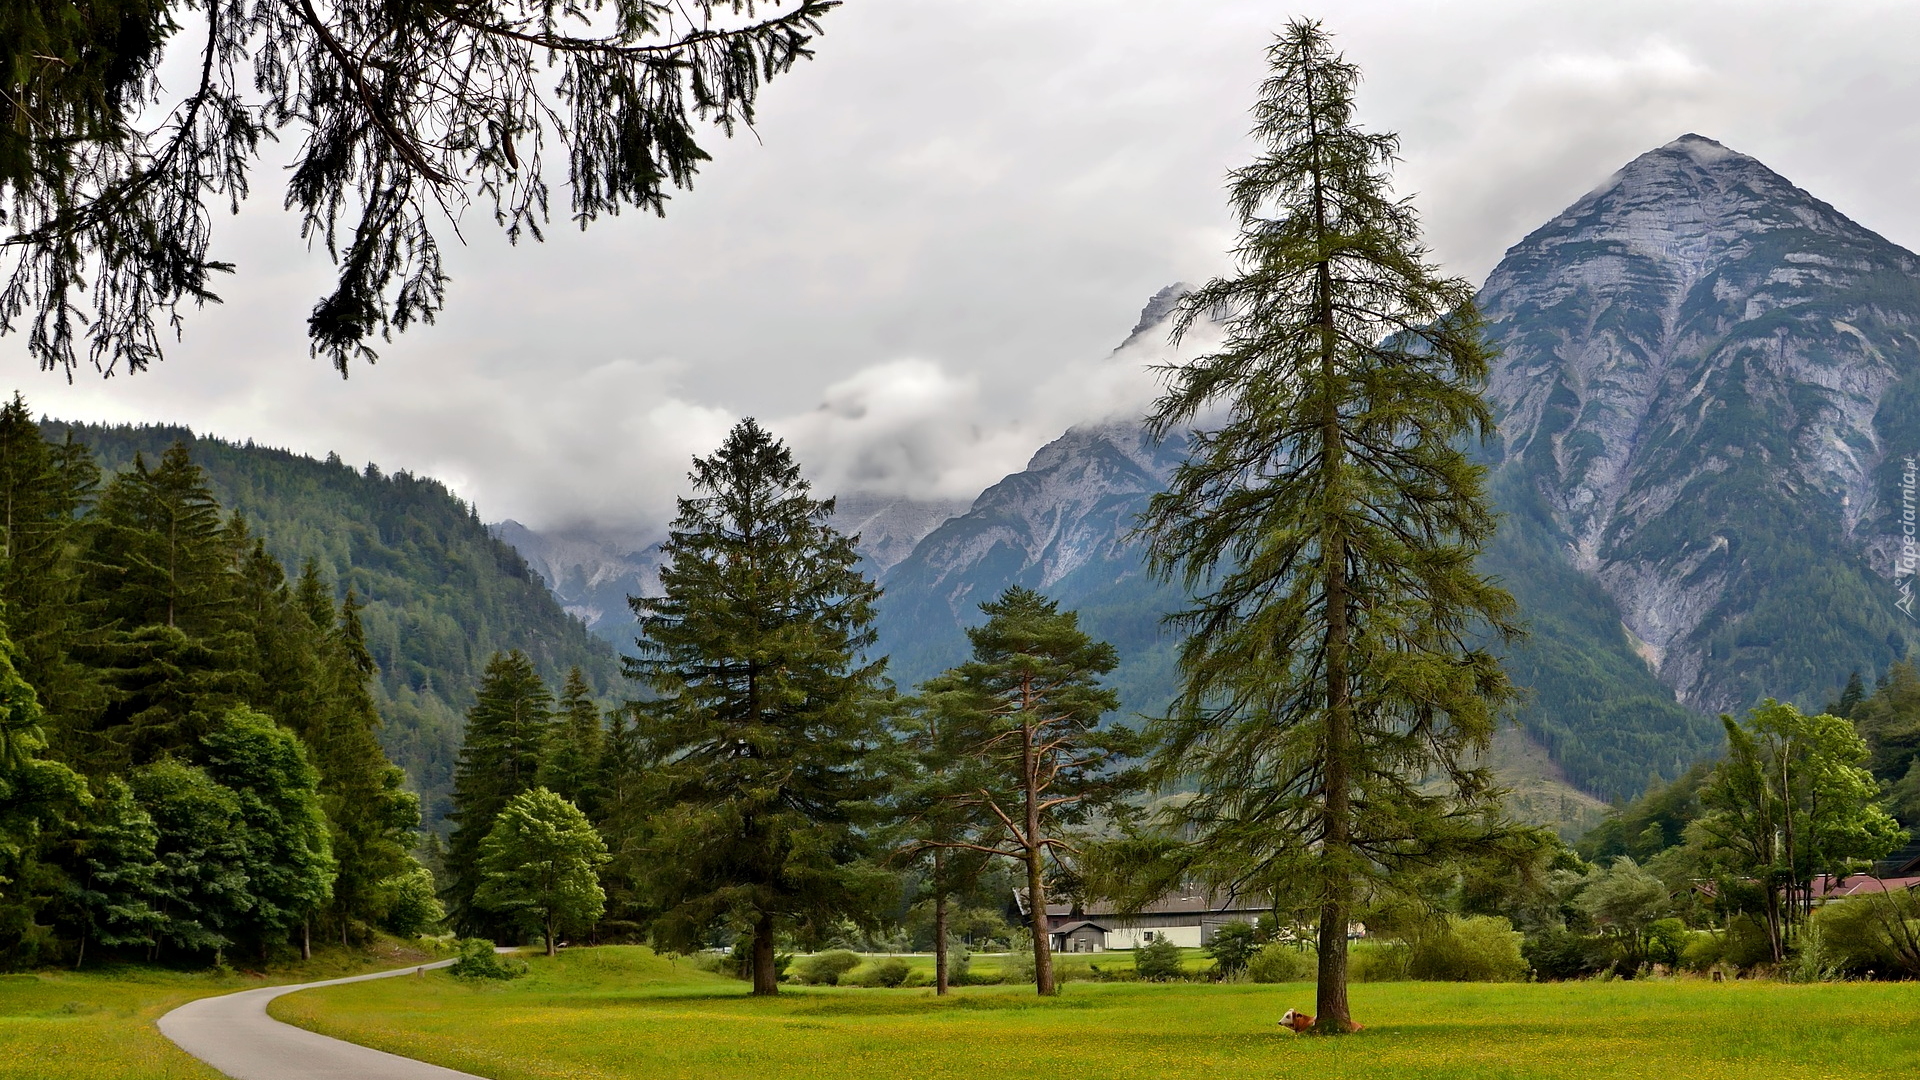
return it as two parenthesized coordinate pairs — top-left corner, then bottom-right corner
(1020, 887), (1312, 951)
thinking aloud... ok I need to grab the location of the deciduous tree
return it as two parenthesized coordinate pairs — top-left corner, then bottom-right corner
(475, 787), (607, 956)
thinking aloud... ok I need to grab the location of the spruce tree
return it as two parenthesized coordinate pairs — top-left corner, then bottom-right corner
(81, 444), (248, 769)
(1138, 21), (1519, 1032)
(627, 419), (892, 996)
(538, 668), (605, 816)
(910, 587), (1135, 996)
(307, 584), (423, 946)
(0, 395), (101, 749)
(445, 650), (553, 936)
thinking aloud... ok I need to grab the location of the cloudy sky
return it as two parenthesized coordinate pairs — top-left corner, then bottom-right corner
(9, 0), (1920, 546)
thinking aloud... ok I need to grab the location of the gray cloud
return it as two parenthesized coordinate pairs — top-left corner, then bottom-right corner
(12, 1), (1920, 541)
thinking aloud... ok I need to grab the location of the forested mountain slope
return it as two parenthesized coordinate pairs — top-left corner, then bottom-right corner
(42, 421), (621, 822)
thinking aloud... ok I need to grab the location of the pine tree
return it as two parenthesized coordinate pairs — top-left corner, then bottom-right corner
(627, 419), (893, 996)
(910, 587), (1136, 996)
(1138, 21), (1519, 1032)
(538, 668), (604, 816)
(445, 651), (553, 936)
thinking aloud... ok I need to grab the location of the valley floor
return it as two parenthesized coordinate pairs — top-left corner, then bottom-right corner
(0, 939), (449, 1080)
(270, 946), (1920, 1080)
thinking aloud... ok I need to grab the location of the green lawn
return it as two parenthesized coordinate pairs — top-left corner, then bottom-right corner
(272, 945), (1920, 1080)
(0, 938), (450, 1080)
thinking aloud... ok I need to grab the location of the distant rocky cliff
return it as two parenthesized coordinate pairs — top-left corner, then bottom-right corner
(1480, 134), (1919, 720)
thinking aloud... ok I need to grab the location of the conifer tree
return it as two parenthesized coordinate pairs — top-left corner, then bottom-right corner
(0, 395), (101, 747)
(81, 444), (248, 769)
(1138, 21), (1519, 1032)
(909, 587), (1135, 996)
(308, 585), (423, 945)
(445, 650), (552, 936)
(627, 419), (892, 995)
(538, 668), (604, 816)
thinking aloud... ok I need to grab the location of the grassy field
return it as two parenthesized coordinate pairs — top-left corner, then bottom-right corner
(0, 937), (450, 1080)
(274, 945), (1920, 1080)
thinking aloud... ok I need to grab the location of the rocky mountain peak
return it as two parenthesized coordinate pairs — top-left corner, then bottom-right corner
(1479, 135), (1920, 715)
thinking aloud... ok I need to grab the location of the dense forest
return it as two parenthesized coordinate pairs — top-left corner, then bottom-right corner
(0, 397), (449, 964)
(38, 418), (621, 824)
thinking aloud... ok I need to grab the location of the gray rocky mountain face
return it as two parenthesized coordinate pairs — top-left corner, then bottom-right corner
(1481, 134), (1919, 718)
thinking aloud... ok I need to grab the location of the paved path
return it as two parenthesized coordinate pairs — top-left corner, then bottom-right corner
(158, 959), (487, 1080)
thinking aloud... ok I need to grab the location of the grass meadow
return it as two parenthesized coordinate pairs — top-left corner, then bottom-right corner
(0, 937), (448, 1080)
(272, 945), (1920, 1080)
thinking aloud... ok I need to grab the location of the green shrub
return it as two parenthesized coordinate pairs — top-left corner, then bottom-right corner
(448, 938), (527, 981)
(944, 945), (972, 986)
(1247, 942), (1315, 983)
(1000, 943), (1035, 985)
(1523, 928), (1610, 981)
(1407, 916), (1527, 982)
(793, 950), (862, 986)
(851, 957), (913, 988)
(1349, 940), (1410, 982)
(1205, 922), (1260, 979)
(378, 866), (445, 938)
(1134, 937), (1185, 981)
(1722, 915), (1775, 971)
(1807, 893), (1920, 978)
(1679, 930), (1724, 973)
(1646, 918), (1688, 967)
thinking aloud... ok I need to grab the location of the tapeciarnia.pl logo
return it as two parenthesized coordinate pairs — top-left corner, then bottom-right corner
(1899, 455), (1916, 621)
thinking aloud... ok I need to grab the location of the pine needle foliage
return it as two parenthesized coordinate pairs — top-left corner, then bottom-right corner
(1, 0), (839, 376)
(627, 418), (891, 996)
(1138, 20), (1520, 1032)
(909, 586), (1136, 996)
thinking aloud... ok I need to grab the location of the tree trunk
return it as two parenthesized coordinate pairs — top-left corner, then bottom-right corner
(302, 918), (311, 962)
(934, 852), (951, 996)
(1022, 715), (1057, 996)
(1307, 50), (1354, 1033)
(546, 911), (557, 958)
(751, 912), (779, 995)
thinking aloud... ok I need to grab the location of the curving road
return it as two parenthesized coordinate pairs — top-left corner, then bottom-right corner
(158, 959), (487, 1080)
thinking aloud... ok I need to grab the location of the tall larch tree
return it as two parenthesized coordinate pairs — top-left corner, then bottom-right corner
(445, 650), (552, 936)
(627, 418), (893, 996)
(1138, 21), (1519, 1033)
(910, 587), (1135, 996)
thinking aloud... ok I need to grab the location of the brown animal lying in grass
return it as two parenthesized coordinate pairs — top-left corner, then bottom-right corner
(1279, 1008), (1364, 1034)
